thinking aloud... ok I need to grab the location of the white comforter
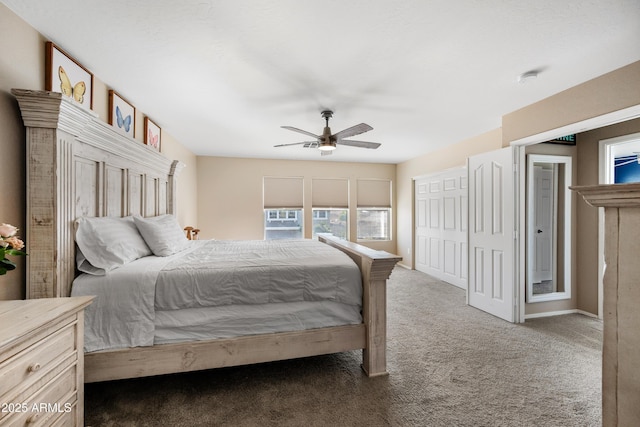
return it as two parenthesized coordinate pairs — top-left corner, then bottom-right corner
(71, 239), (362, 352)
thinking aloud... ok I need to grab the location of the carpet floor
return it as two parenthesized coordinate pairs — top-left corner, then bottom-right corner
(85, 267), (602, 426)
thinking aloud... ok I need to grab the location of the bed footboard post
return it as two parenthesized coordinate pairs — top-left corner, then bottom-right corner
(317, 234), (401, 376)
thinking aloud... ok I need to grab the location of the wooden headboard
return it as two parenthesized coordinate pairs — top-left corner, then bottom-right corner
(12, 89), (184, 299)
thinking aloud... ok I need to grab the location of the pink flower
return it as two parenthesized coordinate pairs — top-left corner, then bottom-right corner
(0, 223), (18, 237)
(4, 236), (24, 251)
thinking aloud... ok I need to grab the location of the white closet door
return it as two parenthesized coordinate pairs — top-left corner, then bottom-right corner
(415, 167), (467, 289)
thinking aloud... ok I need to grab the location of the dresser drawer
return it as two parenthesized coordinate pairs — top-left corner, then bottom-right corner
(0, 323), (76, 401)
(1, 364), (77, 427)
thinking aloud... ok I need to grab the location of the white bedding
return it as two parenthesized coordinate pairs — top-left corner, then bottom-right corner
(71, 239), (363, 352)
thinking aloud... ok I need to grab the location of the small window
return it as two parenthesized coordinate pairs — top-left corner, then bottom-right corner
(264, 209), (303, 240)
(357, 208), (390, 241)
(312, 208), (348, 240)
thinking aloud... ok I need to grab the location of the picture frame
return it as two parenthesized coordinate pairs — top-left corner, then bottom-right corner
(144, 117), (161, 151)
(108, 90), (136, 138)
(45, 41), (94, 110)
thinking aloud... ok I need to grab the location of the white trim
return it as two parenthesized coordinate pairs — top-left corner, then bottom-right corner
(577, 309), (600, 319)
(524, 308), (600, 320)
(524, 309), (578, 319)
(526, 154), (572, 304)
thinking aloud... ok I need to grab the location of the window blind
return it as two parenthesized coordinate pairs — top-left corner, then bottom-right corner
(263, 177), (304, 208)
(357, 179), (391, 207)
(312, 178), (349, 208)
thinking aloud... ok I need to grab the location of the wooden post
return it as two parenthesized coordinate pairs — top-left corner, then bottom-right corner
(318, 234), (401, 376)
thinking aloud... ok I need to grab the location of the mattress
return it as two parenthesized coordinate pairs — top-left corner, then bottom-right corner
(71, 239), (362, 352)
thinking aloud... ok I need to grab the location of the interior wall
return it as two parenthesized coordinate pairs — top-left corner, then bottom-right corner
(396, 128), (503, 268)
(196, 156), (397, 254)
(0, 3), (198, 300)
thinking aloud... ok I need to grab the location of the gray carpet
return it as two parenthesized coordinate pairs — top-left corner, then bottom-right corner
(85, 267), (602, 426)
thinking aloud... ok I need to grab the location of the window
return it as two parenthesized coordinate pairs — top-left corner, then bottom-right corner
(311, 178), (349, 240)
(264, 209), (303, 239)
(357, 179), (391, 241)
(312, 208), (348, 239)
(263, 177), (304, 240)
(357, 208), (390, 240)
(266, 210), (299, 221)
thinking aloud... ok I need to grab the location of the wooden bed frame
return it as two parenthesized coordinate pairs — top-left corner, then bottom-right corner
(12, 89), (401, 383)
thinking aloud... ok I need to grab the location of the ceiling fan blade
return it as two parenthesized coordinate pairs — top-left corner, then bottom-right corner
(338, 139), (381, 149)
(333, 123), (373, 140)
(274, 141), (308, 147)
(281, 126), (320, 139)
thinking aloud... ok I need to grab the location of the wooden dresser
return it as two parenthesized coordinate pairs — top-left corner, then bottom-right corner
(0, 296), (93, 427)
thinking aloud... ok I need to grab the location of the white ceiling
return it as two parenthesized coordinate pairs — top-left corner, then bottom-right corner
(3, 0), (640, 163)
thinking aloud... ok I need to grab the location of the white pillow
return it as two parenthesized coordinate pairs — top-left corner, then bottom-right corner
(76, 247), (107, 276)
(133, 214), (189, 257)
(75, 216), (152, 274)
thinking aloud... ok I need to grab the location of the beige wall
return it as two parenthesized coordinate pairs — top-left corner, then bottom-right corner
(396, 128), (503, 268)
(0, 5), (43, 300)
(0, 4), (197, 300)
(197, 156), (397, 253)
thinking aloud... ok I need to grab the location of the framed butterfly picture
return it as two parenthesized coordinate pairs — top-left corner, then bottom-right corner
(109, 91), (136, 138)
(45, 41), (93, 110)
(144, 117), (161, 151)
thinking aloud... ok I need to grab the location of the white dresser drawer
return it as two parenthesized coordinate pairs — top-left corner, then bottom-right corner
(0, 323), (76, 402)
(0, 297), (93, 427)
(1, 365), (77, 427)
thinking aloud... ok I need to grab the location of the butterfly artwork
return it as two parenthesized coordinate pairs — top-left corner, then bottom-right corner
(147, 129), (159, 149)
(144, 117), (161, 151)
(58, 66), (86, 103)
(108, 90), (136, 138)
(46, 42), (93, 109)
(116, 106), (132, 133)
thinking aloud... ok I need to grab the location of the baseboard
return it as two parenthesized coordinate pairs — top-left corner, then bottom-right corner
(524, 308), (600, 320)
(576, 309), (600, 319)
(395, 262), (412, 270)
(524, 309), (578, 319)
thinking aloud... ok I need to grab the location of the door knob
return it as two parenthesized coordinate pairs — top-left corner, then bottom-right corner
(537, 229), (543, 234)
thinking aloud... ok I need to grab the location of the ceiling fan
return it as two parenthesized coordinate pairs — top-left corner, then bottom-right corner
(274, 110), (380, 156)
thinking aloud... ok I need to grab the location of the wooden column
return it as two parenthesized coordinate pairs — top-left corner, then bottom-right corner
(572, 183), (640, 427)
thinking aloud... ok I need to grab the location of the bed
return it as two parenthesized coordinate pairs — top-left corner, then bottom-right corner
(12, 89), (401, 383)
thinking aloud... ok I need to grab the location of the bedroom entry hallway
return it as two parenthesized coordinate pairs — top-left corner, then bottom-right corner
(84, 267), (602, 426)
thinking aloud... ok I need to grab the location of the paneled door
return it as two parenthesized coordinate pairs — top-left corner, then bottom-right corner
(415, 168), (467, 289)
(532, 165), (554, 283)
(467, 147), (516, 322)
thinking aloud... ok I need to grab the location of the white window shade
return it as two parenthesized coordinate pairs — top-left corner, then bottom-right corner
(357, 179), (391, 207)
(263, 177), (304, 208)
(312, 178), (349, 208)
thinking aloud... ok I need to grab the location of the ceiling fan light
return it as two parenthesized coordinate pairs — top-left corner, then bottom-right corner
(318, 143), (336, 151)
